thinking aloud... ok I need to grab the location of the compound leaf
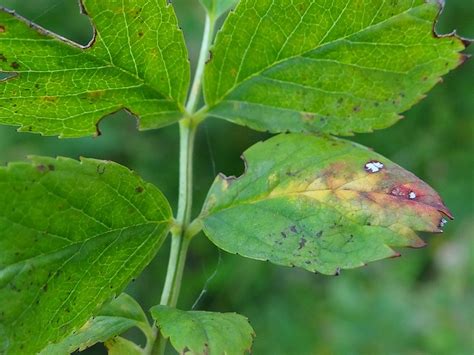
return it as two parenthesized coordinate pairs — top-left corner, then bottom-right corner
(0, 157), (172, 354)
(151, 306), (255, 355)
(40, 293), (151, 354)
(0, 0), (189, 137)
(200, 134), (452, 275)
(204, 0), (468, 135)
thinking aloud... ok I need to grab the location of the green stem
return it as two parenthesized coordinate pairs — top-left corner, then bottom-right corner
(186, 13), (215, 114)
(146, 11), (216, 355)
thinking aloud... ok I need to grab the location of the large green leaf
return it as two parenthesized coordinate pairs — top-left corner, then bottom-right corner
(0, 157), (172, 354)
(40, 293), (151, 354)
(204, 0), (468, 134)
(151, 306), (255, 355)
(0, 0), (189, 137)
(200, 134), (452, 275)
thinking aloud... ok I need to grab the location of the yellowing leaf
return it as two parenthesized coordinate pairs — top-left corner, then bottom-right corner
(200, 134), (452, 275)
(0, 0), (189, 137)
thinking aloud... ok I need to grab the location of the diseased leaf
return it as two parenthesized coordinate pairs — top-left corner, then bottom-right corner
(151, 306), (255, 355)
(204, 0), (468, 134)
(200, 134), (453, 275)
(0, 157), (172, 354)
(199, 0), (238, 18)
(0, 0), (189, 137)
(40, 293), (151, 355)
(105, 337), (143, 355)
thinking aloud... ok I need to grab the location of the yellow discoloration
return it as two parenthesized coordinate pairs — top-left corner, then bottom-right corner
(41, 96), (58, 103)
(87, 90), (105, 101)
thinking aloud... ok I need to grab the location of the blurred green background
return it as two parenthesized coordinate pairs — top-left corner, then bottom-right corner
(0, 1), (472, 354)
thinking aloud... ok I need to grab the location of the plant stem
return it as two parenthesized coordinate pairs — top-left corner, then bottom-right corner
(186, 13), (215, 114)
(146, 11), (216, 355)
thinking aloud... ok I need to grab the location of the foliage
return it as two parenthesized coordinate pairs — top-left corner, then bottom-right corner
(0, 0), (470, 354)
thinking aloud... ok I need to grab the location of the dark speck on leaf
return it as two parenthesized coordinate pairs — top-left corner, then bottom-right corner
(48, 164), (55, 171)
(11, 61), (20, 69)
(36, 164), (46, 172)
(298, 237), (306, 250)
(42, 284), (48, 292)
(316, 230), (323, 238)
(135, 186), (144, 193)
(0, 25), (5, 33)
(0, 54), (6, 62)
(335, 267), (341, 276)
(352, 105), (361, 113)
(96, 165), (106, 175)
(281, 231), (287, 238)
(290, 225), (297, 233)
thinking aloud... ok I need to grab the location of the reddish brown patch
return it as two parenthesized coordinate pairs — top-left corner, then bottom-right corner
(0, 25), (5, 33)
(10, 62), (20, 69)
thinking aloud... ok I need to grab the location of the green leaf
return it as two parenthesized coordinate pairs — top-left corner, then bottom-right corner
(151, 306), (255, 355)
(199, 0), (237, 18)
(204, 0), (468, 135)
(40, 293), (151, 354)
(0, 157), (172, 354)
(0, 0), (189, 137)
(105, 337), (143, 355)
(200, 134), (453, 275)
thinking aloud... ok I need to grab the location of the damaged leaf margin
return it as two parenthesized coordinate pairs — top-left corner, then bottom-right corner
(0, 0), (190, 137)
(200, 134), (453, 275)
(203, 0), (470, 135)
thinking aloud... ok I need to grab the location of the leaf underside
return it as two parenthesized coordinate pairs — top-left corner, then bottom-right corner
(40, 293), (150, 354)
(0, 157), (172, 354)
(0, 0), (189, 137)
(151, 306), (255, 355)
(201, 134), (452, 275)
(204, 0), (468, 135)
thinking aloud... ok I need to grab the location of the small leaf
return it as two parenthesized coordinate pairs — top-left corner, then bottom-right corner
(200, 134), (452, 275)
(0, 157), (172, 354)
(0, 0), (189, 137)
(40, 293), (150, 354)
(105, 337), (143, 355)
(199, 0), (237, 18)
(151, 306), (255, 355)
(204, 0), (468, 134)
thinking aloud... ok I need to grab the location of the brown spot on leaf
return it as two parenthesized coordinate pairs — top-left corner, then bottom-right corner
(0, 25), (5, 33)
(42, 96), (58, 103)
(48, 164), (55, 171)
(11, 62), (20, 69)
(36, 165), (46, 172)
(0, 54), (6, 62)
(135, 186), (144, 193)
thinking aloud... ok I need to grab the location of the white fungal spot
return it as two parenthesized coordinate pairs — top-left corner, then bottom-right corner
(364, 161), (384, 173)
(439, 218), (448, 228)
(408, 191), (417, 200)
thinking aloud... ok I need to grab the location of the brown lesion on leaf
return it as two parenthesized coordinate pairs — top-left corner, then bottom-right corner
(135, 186), (144, 193)
(0, 24), (5, 33)
(0, 53), (6, 62)
(10, 61), (20, 69)
(41, 96), (58, 103)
